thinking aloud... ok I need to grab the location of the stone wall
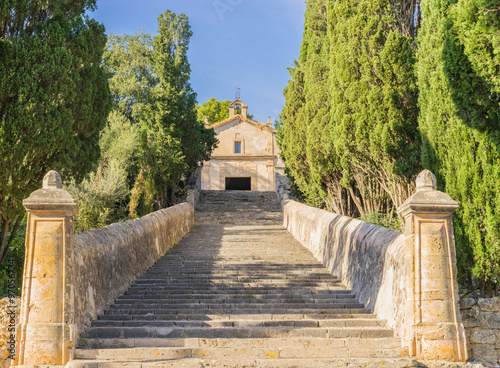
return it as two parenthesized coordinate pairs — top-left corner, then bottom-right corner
(283, 200), (407, 338)
(0, 297), (20, 368)
(460, 297), (500, 365)
(73, 202), (194, 335)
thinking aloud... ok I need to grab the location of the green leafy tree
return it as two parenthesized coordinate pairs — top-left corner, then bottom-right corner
(104, 32), (156, 125)
(66, 112), (142, 232)
(417, 0), (500, 296)
(0, 0), (111, 263)
(103, 12), (217, 211)
(196, 98), (254, 124)
(197, 98), (231, 124)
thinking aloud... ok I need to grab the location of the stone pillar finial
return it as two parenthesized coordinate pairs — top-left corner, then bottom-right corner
(416, 169), (437, 192)
(15, 171), (77, 366)
(398, 170), (467, 362)
(42, 170), (63, 189)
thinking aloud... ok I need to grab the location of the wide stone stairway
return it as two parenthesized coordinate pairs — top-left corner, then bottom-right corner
(73, 191), (416, 368)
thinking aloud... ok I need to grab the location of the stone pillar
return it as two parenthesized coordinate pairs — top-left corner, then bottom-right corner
(15, 171), (77, 367)
(398, 170), (467, 362)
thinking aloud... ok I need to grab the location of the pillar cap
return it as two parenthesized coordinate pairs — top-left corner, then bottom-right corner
(23, 170), (78, 212)
(398, 170), (458, 217)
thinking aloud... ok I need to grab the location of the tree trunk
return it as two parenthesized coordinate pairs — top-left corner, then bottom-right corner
(0, 216), (21, 265)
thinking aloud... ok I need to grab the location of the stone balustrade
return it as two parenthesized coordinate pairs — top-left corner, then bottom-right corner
(11, 171), (194, 367)
(283, 170), (468, 362)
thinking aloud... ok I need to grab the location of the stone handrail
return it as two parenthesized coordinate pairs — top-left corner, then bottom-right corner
(284, 170), (468, 362)
(283, 200), (407, 335)
(74, 202), (193, 333)
(13, 171), (194, 366)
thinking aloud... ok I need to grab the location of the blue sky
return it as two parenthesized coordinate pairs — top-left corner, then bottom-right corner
(90, 0), (306, 124)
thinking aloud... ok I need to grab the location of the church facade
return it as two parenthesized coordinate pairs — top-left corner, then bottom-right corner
(201, 99), (282, 191)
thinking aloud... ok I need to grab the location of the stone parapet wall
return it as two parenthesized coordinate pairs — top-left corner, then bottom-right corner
(283, 200), (407, 338)
(460, 298), (500, 365)
(74, 202), (194, 335)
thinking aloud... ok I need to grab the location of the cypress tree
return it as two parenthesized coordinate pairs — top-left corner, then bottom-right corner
(327, 0), (420, 218)
(279, 0), (347, 211)
(417, 0), (500, 295)
(302, 0), (341, 209)
(149, 10), (217, 207)
(277, 2), (312, 205)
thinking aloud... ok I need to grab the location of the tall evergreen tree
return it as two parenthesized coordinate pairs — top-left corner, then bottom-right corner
(276, 61), (308, 199)
(0, 0), (111, 263)
(148, 10), (217, 207)
(279, 0), (420, 220)
(279, 0), (339, 209)
(328, 0), (420, 219)
(417, 0), (500, 295)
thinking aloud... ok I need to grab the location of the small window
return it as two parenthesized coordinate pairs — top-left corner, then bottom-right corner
(234, 141), (242, 154)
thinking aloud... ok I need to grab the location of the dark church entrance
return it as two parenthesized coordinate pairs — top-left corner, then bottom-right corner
(225, 177), (251, 191)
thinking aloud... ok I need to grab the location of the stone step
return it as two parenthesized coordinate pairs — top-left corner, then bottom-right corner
(77, 336), (402, 350)
(103, 308), (369, 316)
(123, 289), (348, 295)
(99, 313), (378, 321)
(67, 358), (419, 368)
(133, 267), (340, 274)
(112, 300), (361, 306)
(116, 293), (355, 301)
(90, 318), (387, 328)
(83, 326), (394, 339)
(134, 274), (338, 279)
(128, 281), (343, 288)
(113, 298), (357, 304)
(74, 344), (407, 361)
(108, 302), (366, 309)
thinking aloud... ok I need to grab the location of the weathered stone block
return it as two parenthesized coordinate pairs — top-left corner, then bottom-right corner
(419, 339), (462, 361)
(459, 298), (476, 310)
(478, 298), (500, 312)
(483, 312), (500, 330)
(471, 344), (499, 362)
(460, 309), (482, 328)
(470, 329), (497, 345)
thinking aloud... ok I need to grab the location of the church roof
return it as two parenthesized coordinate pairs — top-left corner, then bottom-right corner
(208, 115), (276, 134)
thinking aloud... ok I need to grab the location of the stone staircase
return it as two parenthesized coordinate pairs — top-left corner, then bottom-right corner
(195, 190), (282, 225)
(72, 190), (416, 367)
